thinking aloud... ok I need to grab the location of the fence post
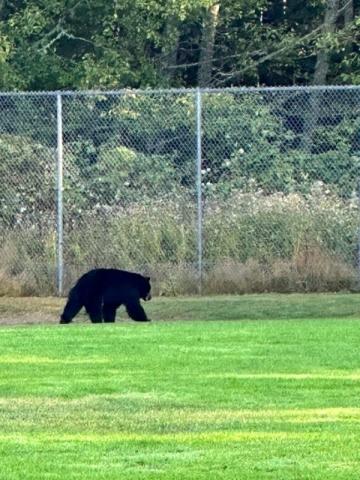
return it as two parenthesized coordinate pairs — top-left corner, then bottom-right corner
(196, 88), (203, 294)
(56, 93), (64, 296)
(358, 179), (360, 288)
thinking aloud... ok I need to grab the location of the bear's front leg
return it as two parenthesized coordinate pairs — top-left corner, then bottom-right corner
(103, 303), (117, 322)
(125, 299), (150, 322)
(84, 297), (103, 323)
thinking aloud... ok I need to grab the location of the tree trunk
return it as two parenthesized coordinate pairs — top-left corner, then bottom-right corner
(312, 0), (340, 85)
(344, 0), (354, 25)
(197, 3), (220, 87)
(300, 0), (340, 153)
(162, 17), (181, 83)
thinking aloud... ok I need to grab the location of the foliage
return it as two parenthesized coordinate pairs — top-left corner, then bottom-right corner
(0, 88), (359, 295)
(1, 185), (358, 295)
(0, 0), (359, 90)
(0, 134), (55, 227)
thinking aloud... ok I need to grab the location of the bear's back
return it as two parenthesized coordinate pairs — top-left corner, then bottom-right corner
(77, 268), (143, 290)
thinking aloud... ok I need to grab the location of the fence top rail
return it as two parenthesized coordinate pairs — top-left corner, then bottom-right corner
(0, 85), (360, 97)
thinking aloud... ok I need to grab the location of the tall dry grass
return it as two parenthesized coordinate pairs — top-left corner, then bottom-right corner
(0, 186), (358, 296)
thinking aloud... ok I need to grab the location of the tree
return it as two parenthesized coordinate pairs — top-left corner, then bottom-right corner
(197, 2), (220, 86)
(313, 0), (341, 85)
(0, 0), (359, 91)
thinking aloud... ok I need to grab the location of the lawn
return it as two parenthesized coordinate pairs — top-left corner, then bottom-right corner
(0, 294), (360, 479)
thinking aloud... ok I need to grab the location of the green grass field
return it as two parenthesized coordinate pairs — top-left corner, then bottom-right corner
(1, 294), (360, 479)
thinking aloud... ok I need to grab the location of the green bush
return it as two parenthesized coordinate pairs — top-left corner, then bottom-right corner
(0, 92), (359, 295)
(0, 134), (55, 227)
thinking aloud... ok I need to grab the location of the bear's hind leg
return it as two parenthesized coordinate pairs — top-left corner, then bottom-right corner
(125, 299), (150, 322)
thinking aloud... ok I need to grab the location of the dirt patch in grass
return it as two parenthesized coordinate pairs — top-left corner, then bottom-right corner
(0, 313), (58, 325)
(1, 293), (360, 326)
(0, 297), (136, 325)
(0, 297), (63, 325)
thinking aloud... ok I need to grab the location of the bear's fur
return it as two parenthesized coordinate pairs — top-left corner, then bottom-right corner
(60, 268), (151, 324)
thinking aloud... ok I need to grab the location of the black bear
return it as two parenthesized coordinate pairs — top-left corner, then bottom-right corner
(60, 268), (151, 324)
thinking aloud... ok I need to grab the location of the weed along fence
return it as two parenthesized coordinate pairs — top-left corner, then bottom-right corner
(0, 86), (360, 296)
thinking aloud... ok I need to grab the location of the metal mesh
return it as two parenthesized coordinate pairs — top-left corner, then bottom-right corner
(61, 91), (197, 293)
(201, 87), (360, 293)
(0, 87), (359, 295)
(0, 94), (57, 294)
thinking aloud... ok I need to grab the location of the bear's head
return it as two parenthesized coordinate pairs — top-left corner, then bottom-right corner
(140, 275), (152, 301)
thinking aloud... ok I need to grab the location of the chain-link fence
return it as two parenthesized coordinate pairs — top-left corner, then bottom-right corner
(0, 86), (359, 296)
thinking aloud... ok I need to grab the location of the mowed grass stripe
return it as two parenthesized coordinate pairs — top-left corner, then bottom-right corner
(0, 312), (360, 478)
(0, 430), (348, 444)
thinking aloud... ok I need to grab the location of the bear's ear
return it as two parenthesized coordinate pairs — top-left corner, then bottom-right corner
(145, 276), (150, 281)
